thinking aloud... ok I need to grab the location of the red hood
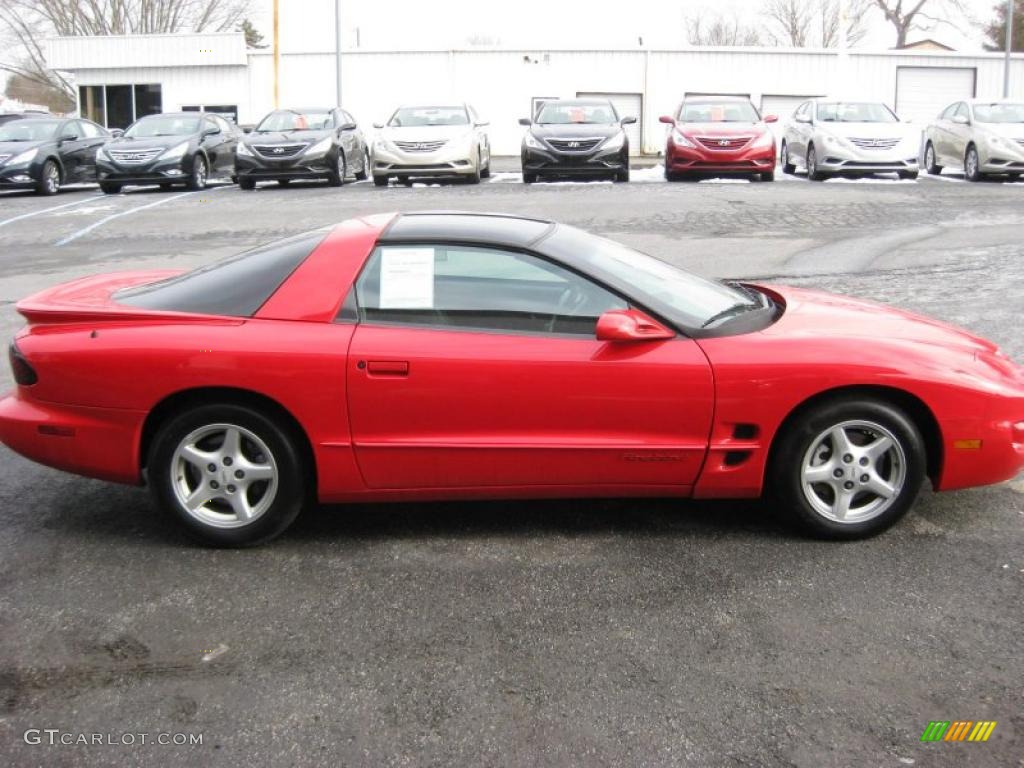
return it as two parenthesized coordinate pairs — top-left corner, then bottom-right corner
(677, 122), (767, 137)
(758, 284), (1000, 356)
(16, 269), (186, 324)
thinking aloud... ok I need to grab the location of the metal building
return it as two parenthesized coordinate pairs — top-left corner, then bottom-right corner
(44, 33), (1024, 156)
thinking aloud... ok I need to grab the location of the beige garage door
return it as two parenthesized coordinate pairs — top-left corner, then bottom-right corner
(896, 67), (975, 124)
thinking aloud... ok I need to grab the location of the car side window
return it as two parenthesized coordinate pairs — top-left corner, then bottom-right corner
(939, 103), (957, 120)
(60, 122), (80, 140)
(954, 103), (969, 121)
(79, 120), (101, 138)
(213, 116), (232, 133)
(354, 245), (628, 336)
(204, 117), (220, 134)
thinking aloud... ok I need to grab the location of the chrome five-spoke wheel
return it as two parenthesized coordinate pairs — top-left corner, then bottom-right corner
(800, 420), (906, 524)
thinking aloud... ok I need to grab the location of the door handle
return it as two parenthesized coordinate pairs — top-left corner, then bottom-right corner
(365, 360), (409, 376)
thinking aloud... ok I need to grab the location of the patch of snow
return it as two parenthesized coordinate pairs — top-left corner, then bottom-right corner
(697, 177), (750, 184)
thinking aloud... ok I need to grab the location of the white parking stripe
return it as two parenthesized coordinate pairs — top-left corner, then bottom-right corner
(56, 190), (197, 246)
(0, 194), (104, 230)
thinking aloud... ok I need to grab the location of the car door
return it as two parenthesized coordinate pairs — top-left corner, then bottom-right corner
(790, 102), (812, 162)
(55, 120), (90, 182)
(200, 116), (229, 174)
(76, 120), (108, 181)
(929, 103), (955, 163)
(336, 110), (359, 168)
(345, 242), (715, 490)
(469, 105), (490, 166)
(948, 103), (973, 167)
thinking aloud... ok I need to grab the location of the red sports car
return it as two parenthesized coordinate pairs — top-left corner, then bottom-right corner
(2, 213), (1023, 546)
(660, 96), (778, 181)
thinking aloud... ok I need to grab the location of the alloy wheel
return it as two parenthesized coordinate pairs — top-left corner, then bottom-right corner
(966, 147), (979, 180)
(170, 423), (278, 528)
(44, 162), (60, 194)
(800, 420), (907, 524)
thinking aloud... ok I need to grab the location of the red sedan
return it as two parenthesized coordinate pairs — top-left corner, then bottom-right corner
(661, 96), (778, 181)
(2, 212), (1023, 546)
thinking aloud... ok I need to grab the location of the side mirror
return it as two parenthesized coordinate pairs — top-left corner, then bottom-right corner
(596, 309), (674, 343)
(658, 115), (675, 124)
(952, 114), (969, 125)
(518, 117), (531, 126)
(203, 127), (220, 137)
(372, 122), (384, 129)
(763, 114), (779, 123)
(794, 113), (811, 124)
(60, 133), (81, 143)
(621, 116), (637, 125)
(110, 129), (124, 138)
(243, 126), (253, 134)
(339, 121), (358, 131)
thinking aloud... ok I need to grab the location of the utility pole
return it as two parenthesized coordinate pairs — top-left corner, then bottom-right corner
(1005, 0), (1014, 98)
(335, 0), (343, 106)
(273, 0), (280, 108)
(837, 0), (849, 94)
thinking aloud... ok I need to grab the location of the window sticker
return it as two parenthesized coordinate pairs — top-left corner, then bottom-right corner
(379, 247), (435, 309)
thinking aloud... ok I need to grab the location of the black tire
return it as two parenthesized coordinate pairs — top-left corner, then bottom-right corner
(806, 144), (826, 181)
(238, 176), (257, 190)
(1007, 173), (1021, 182)
(898, 170), (919, 180)
(159, 183), (173, 190)
(523, 171), (537, 184)
(327, 150), (346, 187)
(467, 155), (482, 184)
(923, 142), (943, 175)
(769, 397), (926, 540)
(664, 165), (679, 182)
(615, 164), (630, 182)
(760, 171), (776, 182)
(36, 159), (60, 196)
(780, 141), (796, 175)
(373, 174), (389, 187)
(399, 177), (413, 187)
(99, 182), (122, 194)
(481, 154), (491, 178)
(354, 150), (369, 181)
(186, 155), (208, 190)
(148, 403), (308, 547)
(277, 179), (291, 187)
(964, 144), (984, 182)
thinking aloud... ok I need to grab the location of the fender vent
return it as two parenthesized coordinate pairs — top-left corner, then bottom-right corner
(732, 423), (759, 439)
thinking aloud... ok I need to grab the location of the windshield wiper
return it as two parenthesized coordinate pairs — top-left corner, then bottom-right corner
(701, 303), (755, 329)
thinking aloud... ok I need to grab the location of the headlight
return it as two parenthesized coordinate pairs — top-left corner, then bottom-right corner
(602, 132), (625, 151)
(158, 142), (189, 161)
(9, 148), (38, 165)
(373, 137), (389, 152)
(671, 130), (695, 148)
(236, 141), (253, 157)
(751, 131), (775, 148)
(524, 132), (543, 149)
(305, 136), (333, 155)
(986, 134), (1005, 148)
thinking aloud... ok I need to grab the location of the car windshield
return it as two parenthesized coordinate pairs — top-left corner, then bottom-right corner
(0, 119), (60, 141)
(388, 107), (468, 127)
(542, 225), (761, 330)
(972, 102), (1024, 124)
(124, 115), (201, 138)
(679, 101), (760, 123)
(817, 102), (897, 123)
(536, 103), (617, 124)
(256, 110), (333, 132)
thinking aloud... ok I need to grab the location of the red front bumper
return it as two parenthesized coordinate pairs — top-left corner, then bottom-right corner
(0, 390), (145, 485)
(666, 140), (776, 174)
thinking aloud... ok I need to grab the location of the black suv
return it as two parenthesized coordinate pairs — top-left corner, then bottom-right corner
(96, 112), (240, 193)
(520, 99), (636, 183)
(236, 107), (369, 189)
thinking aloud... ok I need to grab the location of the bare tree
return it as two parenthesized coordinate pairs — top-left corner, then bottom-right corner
(685, 12), (764, 46)
(763, 0), (870, 47)
(870, 0), (967, 48)
(0, 0), (253, 103)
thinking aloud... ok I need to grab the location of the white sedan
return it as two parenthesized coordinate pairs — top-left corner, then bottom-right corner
(781, 100), (920, 180)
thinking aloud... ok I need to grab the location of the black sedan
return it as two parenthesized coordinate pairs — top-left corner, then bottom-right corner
(236, 107), (369, 189)
(520, 99), (635, 183)
(96, 112), (240, 193)
(0, 117), (111, 195)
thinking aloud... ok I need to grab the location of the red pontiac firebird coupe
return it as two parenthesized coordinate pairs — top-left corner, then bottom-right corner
(2, 212), (1023, 546)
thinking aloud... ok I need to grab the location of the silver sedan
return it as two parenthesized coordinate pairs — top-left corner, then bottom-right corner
(923, 100), (1024, 182)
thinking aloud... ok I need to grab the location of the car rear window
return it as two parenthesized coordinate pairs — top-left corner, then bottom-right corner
(115, 230), (327, 317)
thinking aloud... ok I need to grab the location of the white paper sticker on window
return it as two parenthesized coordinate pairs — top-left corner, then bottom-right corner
(379, 247), (435, 309)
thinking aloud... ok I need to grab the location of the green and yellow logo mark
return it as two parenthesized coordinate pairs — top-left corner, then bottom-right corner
(921, 721), (997, 742)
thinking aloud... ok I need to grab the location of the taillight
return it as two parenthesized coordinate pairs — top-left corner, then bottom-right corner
(8, 342), (37, 386)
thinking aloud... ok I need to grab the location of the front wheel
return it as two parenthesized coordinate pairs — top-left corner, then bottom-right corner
(186, 155), (208, 190)
(898, 170), (919, 180)
(36, 160), (60, 196)
(807, 144), (826, 181)
(615, 164), (630, 183)
(354, 150), (369, 181)
(148, 404), (308, 547)
(924, 142), (943, 175)
(964, 145), (984, 182)
(99, 182), (122, 194)
(522, 171), (537, 184)
(327, 150), (346, 187)
(238, 176), (256, 190)
(780, 142), (796, 174)
(760, 171), (775, 182)
(373, 174), (389, 187)
(770, 398), (926, 539)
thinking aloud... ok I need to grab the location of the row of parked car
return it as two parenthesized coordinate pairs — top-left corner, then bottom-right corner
(1, 96), (1023, 195)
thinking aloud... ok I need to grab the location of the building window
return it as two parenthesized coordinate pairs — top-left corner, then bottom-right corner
(183, 104), (238, 123)
(78, 83), (162, 128)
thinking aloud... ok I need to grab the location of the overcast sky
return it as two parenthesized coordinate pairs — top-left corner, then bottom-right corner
(252, 0), (1003, 52)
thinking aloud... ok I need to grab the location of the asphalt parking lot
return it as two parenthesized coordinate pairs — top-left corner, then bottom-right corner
(0, 161), (1022, 767)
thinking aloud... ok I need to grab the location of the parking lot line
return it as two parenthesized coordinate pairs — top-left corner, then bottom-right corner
(54, 190), (213, 246)
(0, 194), (105, 231)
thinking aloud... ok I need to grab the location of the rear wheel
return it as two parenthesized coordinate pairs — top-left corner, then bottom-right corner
(924, 142), (943, 175)
(780, 141), (796, 174)
(354, 150), (369, 181)
(36, 160), (60, 196)
(965, 145), (984, 182)
(149, 404), (308, 547)
(327, 150), (346, 187)
(770, 397), (926, 539)
(186, 155), (208, 190)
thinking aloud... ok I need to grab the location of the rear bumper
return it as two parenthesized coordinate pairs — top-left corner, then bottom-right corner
(0, 391), (144, 485)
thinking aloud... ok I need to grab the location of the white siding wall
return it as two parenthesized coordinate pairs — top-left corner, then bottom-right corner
(46, 35), (1024, 156)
